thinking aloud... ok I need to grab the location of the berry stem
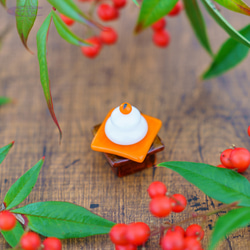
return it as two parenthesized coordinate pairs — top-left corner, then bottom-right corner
(85, 0), (100, 38)
(167, 194), (179, 204)
(165, 201), (239, 227)
(205, 201), (239, 216)
(88, 0), (99, 17)
(0, 203), (5, 212)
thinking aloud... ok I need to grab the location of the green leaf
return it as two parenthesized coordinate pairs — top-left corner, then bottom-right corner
(134, 0), (178, 33)
(214, 0), (250, 15)
(47, 0), (93, 26)
(158, 161), (250, 207)
(51, 12), (90, 46)
(1, 222), (24, 247)
(12, 201), (115, 239)
(183, 0), (213, 56)
(37, 13), (62, 139)
(16, 0), (38, 52)
(0, 97), (12, 106)
(4, 158), (44, 210)
(0, 0), (6, 8)
(203, 24), (250, 79)
(209, 207), (250, 250)
(0, 142), (14, 165)
(201, 0), (250, 47)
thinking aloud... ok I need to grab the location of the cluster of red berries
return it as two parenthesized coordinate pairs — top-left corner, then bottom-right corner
(80, 27), (118, 58)
(109, 222), (150, 249)
(151, 1), (183, 48)
(109, 181), (204, 249)
(60, 0), (183, 56)
(60, 0), (126, 58)
(218, 146), (250, 173)
(97, 0), (126, 21)
(0, 210), (61, 250)
(161, 224), (204, 250)
(20, 232), (62, 250)
(148, 181), (187, 217)
(148, 182), (205, 250)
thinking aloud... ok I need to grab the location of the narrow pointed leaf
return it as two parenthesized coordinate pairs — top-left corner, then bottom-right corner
(37, 13), (62, 138)
(134, 0), (178, 33)
(0, 97), (12, 106)
(201, 0), (250, 47)
(12, 201), (115, 239)
(47, 0), (93, 26)
(16, 0), (38, 52)
(203, 24), (250, 79)
(0, 0), (6, 7)
(51, 12), (90, 46)
(183, 0), (213, 56)
(209, 207), (250, 250)
(214, 0), (250, 15)
(1, 222), (24, 247)
(0, 142), (14, 165)
(158, 161), (250, 207)
(4, 158), (44, 210)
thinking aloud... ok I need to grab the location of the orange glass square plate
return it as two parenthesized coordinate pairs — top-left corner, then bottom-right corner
(91, 124), (165, 177)
(91, 109), (162, 163)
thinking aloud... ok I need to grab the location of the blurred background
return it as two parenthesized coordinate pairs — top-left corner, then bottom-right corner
(0, 0), (250, 249)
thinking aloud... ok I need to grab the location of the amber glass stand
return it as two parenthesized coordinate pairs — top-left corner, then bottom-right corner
(92, 124), (165, 177)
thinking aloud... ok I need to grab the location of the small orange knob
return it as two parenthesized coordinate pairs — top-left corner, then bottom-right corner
(119, 103), (132, 115)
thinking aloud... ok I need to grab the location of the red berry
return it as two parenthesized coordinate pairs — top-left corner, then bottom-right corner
(220, 148), (234, 169)
(59, 14), (75, 26)
(183, 237), (202, 250)
(81, 37), (102, 58)
(248, 125), (250, 137)
(166, 226), (185, 238)
(151, 18), (166, 31)
(126, 222), (150, 246)
(0, 211), (16, 231)
(110, 224), (128, 245)
(115, 244), (137, 250)
(97, 4), (119, 21)
(161, 231), (184, 250)
(100, 27), (118, 45)
(147, 181), (167, 198)
(113, 0), (126, 9)
(170, 194), (187, 213)
(229, 147), (250, 173)
(168, 1), (183, 16)
(20, 232), (41, 250)
(149, 196), (172, 217)
(153, 30), (170, 47)
(217, 164), (226, 168)
(185, 224), (204, 240)
(43, 237), (62, 250)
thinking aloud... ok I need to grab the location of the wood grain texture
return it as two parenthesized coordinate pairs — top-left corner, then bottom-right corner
(0, 1), (250, 249)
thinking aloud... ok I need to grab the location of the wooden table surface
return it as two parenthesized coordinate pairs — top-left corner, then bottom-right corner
(0, 2), (250, 249)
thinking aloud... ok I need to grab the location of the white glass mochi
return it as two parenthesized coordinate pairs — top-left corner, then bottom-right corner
(105, 104), (148, 145)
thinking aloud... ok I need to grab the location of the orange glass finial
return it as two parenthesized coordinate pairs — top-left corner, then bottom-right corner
(119, 103), (132, 115)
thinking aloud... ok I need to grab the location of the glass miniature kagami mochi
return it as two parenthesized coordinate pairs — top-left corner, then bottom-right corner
(91, 103), (165, 177)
